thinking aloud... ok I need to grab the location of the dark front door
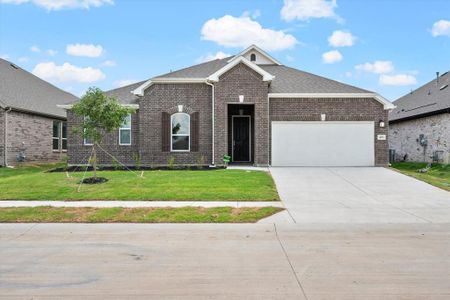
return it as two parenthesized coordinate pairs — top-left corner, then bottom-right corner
(232, 116), (251, 162)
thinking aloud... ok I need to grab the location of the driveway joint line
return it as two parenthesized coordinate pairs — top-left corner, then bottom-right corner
(273, 223), (309, 300)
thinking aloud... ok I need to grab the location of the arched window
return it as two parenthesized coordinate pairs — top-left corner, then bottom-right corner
(250, 53), (256, 62)
(171, 113), (190, 151)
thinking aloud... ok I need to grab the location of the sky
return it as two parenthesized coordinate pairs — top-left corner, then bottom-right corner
(0, 0), (449, 101)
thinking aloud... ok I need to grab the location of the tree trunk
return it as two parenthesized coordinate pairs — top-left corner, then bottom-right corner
(92, 144), (97, 179)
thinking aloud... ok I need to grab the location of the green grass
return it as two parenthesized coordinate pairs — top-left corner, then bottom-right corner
(0, 206), (283, 223)
(391, 162), (450, 191)
(0, 164), (279, 201)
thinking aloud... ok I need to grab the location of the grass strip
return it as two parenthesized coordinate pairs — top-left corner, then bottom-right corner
(0, 206), (284, 223)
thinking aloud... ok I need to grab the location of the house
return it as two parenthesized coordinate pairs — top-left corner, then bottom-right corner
(0, 58), (78, 166)
(63, 45), (394, 167)
(389, 71), (450, 163)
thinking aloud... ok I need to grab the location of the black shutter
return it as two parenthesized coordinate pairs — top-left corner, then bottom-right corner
(191, 112), (199, 152)
(161, 112), (170, 152)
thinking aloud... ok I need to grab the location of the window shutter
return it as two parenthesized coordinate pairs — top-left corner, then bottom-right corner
(191, 112), (199, 152)
(161, 112), (170, 152)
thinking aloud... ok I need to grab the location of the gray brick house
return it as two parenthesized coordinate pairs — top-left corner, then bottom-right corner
(63, 45), (394, 167)
(389, 71), (450, 163)
(0, 58), (78, 166)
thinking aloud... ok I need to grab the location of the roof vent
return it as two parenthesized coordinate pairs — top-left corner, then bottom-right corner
(436, 72), (440, 85)
(440, 84), (448, 90)
(441, 71), (448, 77)
(10, 63), (19, 69)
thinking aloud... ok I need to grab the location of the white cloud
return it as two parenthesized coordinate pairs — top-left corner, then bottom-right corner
(0, 0), (113, 10)
(101, 60), (116, 67)
(328, 30), (355, 47)
(46, 49), (58, 56)
(114, 79), (139, 88)
(242, 9), (261, 19)
(32, 62), (105, 83)
(355, 60), (394, 74)
(379, 74), (417, 86)
(196, 51), (231, 63)
(322, 50), (342, 63)
(66, 43), (103, 57)
(431, 19), (450, 37)
(201, 15), (297, 51)
(30, 45), (40, 52)
(18, 57), (29, 63)
(281, 0), (341, 22)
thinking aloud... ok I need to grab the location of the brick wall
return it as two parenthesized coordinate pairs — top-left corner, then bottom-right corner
(139, 83), (212, 166)
(389, 113), (450, 163)
(0, 109), (4, 166)
(269, 97), (389, 166)
(5, 110), (65, 165)
(67, 110), (140, 165)
(214, 63), (270, 166)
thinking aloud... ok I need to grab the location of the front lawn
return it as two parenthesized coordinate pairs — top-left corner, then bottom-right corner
(0, 164), (279, 201)
(0, 206), (283, 223)
(391, 162), (450, 191)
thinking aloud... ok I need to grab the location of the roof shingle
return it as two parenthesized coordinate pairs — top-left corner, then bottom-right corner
(0, 58), (78, 118)
(390, 71), (450, 122)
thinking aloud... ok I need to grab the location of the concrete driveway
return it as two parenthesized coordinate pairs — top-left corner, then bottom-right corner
(269, 167), (450, 224)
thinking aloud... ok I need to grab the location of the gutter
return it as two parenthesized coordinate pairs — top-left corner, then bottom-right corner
(206, 81), (215, 166)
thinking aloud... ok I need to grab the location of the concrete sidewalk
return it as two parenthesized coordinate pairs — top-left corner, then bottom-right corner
(0, 200), (284, 208)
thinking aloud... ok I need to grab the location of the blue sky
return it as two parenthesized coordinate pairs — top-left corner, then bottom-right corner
(1, 0), (449, 100)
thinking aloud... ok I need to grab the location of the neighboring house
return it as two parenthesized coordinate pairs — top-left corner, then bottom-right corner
(0, 58), (78, 166)
(389, 71), (450, 163)
(63, 45), (394, 167)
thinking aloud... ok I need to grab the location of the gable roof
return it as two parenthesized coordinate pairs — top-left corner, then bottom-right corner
(261, 65), (370, 94)
(104, 80), (146, 105)
(0, 58), (78, 118)
(227, 44), (281, 65)
(390, 71), (450, 122)
(208, 56), (275, 82)
(103, 45), (393, 109)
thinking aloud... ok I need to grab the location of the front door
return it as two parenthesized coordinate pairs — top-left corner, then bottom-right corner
(232, 116), (251, 162)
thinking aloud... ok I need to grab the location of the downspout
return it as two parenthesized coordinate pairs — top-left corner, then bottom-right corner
(4, 107), (12, 166)
(206, 81), (215, 166)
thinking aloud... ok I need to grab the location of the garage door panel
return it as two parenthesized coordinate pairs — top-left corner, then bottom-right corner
(271, 122), (374, 166)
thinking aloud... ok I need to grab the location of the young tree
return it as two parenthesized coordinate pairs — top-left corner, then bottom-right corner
(72, 87), (136, 180)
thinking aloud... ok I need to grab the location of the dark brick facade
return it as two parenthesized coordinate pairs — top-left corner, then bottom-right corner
(269, 97), (389, 166)
(67, 110), (140, 165)
(139, 83), (212, 166)
(1, 110), (65, 166)
(66, 63), (389, 167)
(214, 63), (269, 166)
(68, 83), (212, 167)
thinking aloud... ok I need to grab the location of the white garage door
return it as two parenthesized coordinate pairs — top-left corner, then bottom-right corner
(271, 121), (375, 166)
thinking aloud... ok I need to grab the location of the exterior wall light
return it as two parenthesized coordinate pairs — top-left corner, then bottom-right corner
(239, 95), (244, 103)
(379, 120), (385, 128)
(178, 105), (183, 112)
(320, 114), (326, 121)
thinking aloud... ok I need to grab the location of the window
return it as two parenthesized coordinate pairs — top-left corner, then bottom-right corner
(119, 114), (132, 145)
(52, 121), (67, 151)
(171, 113), (190, 151)
(250, 53), (256, 62)
(52, 121), (60, 150)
